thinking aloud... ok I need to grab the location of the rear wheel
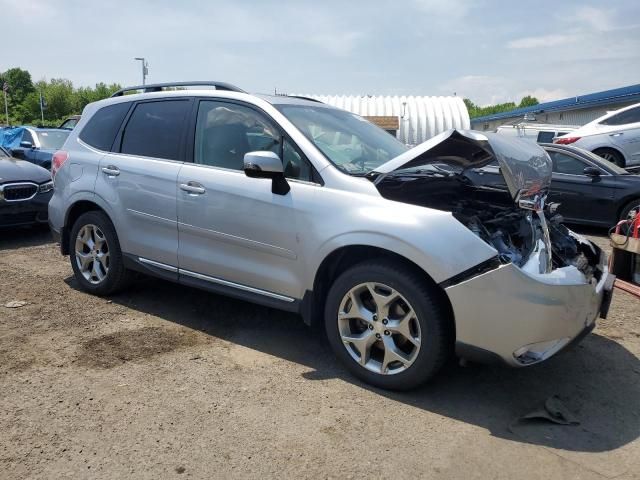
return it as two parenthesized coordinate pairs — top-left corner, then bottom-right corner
(324, 260), (451, 390)
(69, 211), (130, 295)
(594, 148), (625, 168)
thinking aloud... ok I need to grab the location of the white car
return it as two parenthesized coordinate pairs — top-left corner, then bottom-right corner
(555, 102), (640, 167)
(496, 123), (577, 144)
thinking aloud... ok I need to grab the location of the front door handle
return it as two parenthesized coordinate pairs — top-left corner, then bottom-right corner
(101, 165), (120, 176)
(610, 132), (624, 137)
(180, 181), (206, 195)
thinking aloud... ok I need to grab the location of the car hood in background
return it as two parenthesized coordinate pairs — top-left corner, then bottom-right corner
(373, 129), (553, 205)
(0, 157), (51, 184)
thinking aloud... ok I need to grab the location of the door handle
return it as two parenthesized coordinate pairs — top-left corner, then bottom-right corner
(101, 165), (120, 176)
(180, 182), (206, 195)
(610, 132), (623, 137)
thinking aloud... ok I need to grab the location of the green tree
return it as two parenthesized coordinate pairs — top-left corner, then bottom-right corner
(0, 67), (36, 124)
(518, 95), (539, 108)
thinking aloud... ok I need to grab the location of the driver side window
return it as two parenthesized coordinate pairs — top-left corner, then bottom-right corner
(548, 151), (588, 175)
(194, 100), (314, 182)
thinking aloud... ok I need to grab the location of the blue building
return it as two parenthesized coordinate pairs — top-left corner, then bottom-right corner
(471, 84), (640, 131)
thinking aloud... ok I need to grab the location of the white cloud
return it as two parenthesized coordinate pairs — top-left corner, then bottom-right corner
(413, 0), (473, 17)
(517, 88), (568, 103)
(574, 6), (614, 31)
(507, 34), (580, 49)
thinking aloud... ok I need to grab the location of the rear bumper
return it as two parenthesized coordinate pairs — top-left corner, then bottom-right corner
(446, 262), (613, 367)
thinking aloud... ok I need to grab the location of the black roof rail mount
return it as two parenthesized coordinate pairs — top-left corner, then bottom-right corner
(110, 81), (246, 97)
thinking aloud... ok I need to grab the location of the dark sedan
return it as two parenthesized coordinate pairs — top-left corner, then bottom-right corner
(10, 127), (70, 170)
(0, 146), (53, 228)
(468, 143), (640, 227)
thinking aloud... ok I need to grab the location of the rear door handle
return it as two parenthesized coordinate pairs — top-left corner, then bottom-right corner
(101, 165), (120, 176)
(180, 181), (206, 195)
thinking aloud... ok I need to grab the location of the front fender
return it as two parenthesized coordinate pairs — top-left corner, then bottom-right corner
(306, 195), (499, 289)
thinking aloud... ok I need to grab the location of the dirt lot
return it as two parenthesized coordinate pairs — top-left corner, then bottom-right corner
(1, 227), (639, 479)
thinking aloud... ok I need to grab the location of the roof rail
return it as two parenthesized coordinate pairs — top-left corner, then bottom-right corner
(286, 95), (324, 103)
(110, 81), (246, 97)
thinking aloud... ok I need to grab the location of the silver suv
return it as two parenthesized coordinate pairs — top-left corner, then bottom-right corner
(49, 81), (614, 390)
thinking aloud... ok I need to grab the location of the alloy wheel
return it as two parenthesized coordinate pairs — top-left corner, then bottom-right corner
(337, 282), (422, 375)
(75, 224), (110, 284)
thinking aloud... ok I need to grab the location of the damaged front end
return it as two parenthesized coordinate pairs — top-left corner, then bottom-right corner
(370, 130), (614, 365)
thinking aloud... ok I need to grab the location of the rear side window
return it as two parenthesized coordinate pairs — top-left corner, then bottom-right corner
(600, 106), (640, 126)
(79, 102), (130, 151)
(536, 131), (555, 143)
(120, 100), (190, 160)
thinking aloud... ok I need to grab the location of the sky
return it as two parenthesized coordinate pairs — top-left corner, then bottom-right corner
(2, 0), (639, 106)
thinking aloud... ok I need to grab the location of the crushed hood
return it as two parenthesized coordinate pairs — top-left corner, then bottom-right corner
(373, 129), (552, 206)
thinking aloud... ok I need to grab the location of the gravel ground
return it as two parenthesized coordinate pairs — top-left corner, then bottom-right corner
(1, 227), (639, 479)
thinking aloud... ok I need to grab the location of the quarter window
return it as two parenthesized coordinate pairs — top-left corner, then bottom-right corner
(120, 100), (190, 160)
(21, 129), (34, 145)
(80, 102), (130, 151)
(194, 100), (314, 181)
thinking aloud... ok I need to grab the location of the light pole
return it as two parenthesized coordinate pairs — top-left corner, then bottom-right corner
(134, 57), (149, 85)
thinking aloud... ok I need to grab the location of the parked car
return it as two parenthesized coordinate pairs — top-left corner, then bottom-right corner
(469, 144), (640, 227)
(496, 122), (577, 144)
(48, 82), (613, 390)
(59, 115), (81, 130)
(0, 146), (53, 228)
(10, 127), (70, 169)
(555, 102), (640, 167)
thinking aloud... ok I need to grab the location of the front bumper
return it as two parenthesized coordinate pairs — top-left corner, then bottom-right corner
(445, 261), (613, 367)
(0, 192), (52, 228)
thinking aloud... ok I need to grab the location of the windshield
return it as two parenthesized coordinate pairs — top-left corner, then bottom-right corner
(36, 130), (69, 150)
(276, 105), (408, 174)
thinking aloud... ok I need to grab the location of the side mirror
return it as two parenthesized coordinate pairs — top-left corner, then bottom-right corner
(243, 151), (290, 195)
(583, 166), (601, 177)
(20, 141), (33, 149)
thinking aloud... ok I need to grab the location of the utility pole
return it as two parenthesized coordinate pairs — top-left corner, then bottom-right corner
(39, 90), (46, 124)
(134, 57), (149, 85)
(2, 81), (8, 126)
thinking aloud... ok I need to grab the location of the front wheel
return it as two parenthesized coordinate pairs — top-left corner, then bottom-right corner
(69, 211), (130, 296)
(324, 260), (452, 390)
(620, 199), (640, 223)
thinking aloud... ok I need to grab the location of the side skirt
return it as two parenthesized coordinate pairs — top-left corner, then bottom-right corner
(122, 254), (303, 314)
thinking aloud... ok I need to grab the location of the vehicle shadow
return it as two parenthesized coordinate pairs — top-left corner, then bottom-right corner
(72, 274), (640, 454)
(0, 225), (52, 250)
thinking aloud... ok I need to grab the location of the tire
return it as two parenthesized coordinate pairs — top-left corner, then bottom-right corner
(69, 211), (130, 296)
(324, 260), (452, 390)
(593, 148), (625, 168)
(620, 199), (640, 222)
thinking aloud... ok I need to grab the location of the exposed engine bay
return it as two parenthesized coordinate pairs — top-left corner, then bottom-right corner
(370, 130), (603, 283)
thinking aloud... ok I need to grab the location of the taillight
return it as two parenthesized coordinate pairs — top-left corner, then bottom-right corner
(553, 136), (581, 145)
(51, 150), (69, 179)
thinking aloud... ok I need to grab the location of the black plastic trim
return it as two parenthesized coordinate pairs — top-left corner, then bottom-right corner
(439, 256), (503, 289)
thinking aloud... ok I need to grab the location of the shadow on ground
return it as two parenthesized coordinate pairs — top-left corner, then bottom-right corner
(66, 273), (640, 454)
(0, 225), (51, 250)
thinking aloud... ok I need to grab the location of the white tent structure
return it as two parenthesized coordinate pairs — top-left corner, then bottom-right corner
(304, 95), (470, 145)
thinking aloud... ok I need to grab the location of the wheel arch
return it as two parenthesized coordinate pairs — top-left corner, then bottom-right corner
(303, 244), (455, 338)
(592, 146), (626, 167)
(61, 199), (111, 255)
